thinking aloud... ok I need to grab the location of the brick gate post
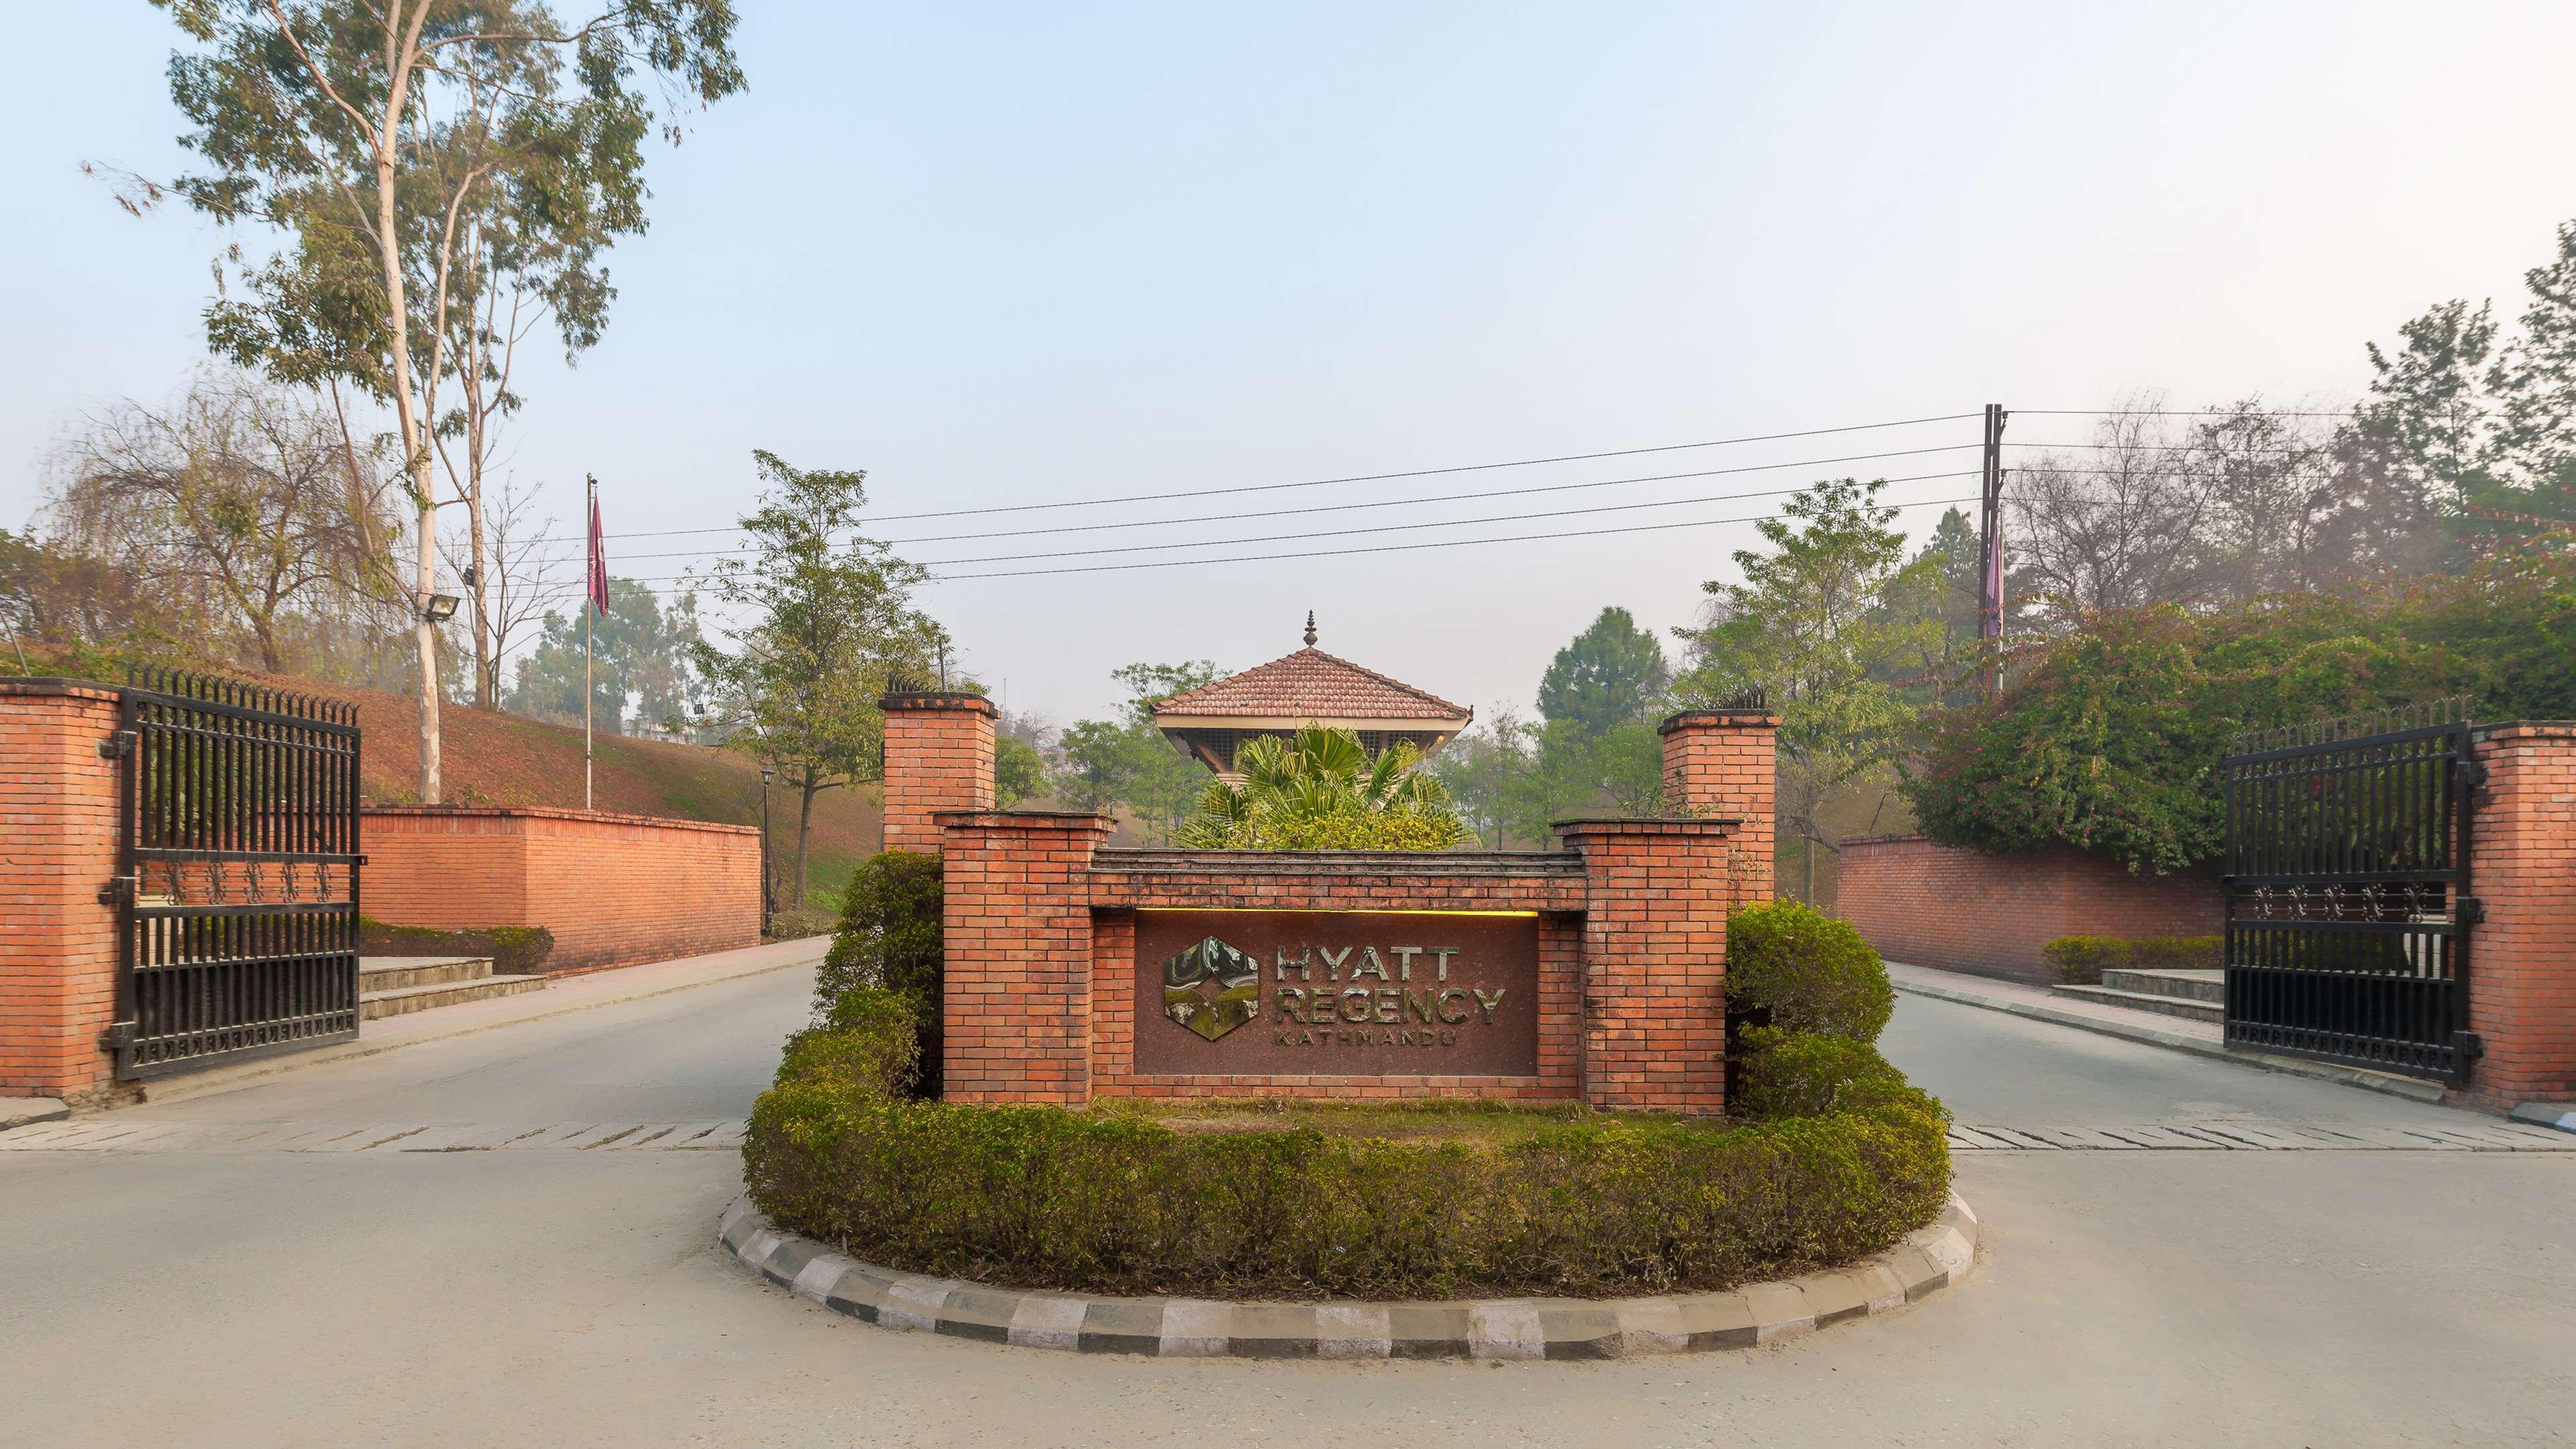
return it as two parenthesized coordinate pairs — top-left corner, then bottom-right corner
(1557, 818), (1735, 1115)
(2463, 721), (2576, 1109)
(878, 691), (996, 856)
(935, 810), (1113, 1105)
(0, 681), (127, 1105)
(1658, 707), (1780, 903)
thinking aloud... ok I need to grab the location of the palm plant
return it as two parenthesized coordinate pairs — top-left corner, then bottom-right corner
(1176, 726), (1472, 850)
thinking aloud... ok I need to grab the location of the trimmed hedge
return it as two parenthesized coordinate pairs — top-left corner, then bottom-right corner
(743, 989), (1951, 1300)
(1724, 900), (1895, 1041)
(818, 850), (945, 1096)
(2043, 934), (2222, 985)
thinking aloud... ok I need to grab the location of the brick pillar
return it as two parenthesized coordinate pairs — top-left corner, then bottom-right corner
(0, 681), (126, 1105)
(2463, 722), (2576, 1109)
(1659, 708), (1778, 901)
(878, 692), (996, 856)
(1557, 817), (1734, 1115)
(937, 809), (1112, 1105)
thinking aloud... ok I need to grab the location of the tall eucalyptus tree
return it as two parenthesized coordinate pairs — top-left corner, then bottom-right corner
(144, 0), (741, 801)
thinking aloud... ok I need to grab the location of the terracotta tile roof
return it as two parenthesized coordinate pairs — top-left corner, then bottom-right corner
(1151, 648), (1472, 723)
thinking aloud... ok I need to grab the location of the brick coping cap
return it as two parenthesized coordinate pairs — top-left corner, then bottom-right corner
(1657, 709), (1783, 734)
(1552, 815), (1741, 833)
(2471, 719), (2576, 740)
(880, 691), (998, 715)
(1839, 833), (1931, 847)
(363, 803), (758, 835)
(933, 809), (1115, 830)
(1094, 846), (1588, 876)
(0, 677), (124, 702)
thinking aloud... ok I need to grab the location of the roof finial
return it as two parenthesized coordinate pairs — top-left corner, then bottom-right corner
(1303, 610), (1317, 648)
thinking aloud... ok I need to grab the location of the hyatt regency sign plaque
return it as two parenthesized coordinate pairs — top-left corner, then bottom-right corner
(1133, 909), (1541, 1077)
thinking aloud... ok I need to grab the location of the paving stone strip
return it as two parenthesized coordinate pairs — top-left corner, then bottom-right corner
(0, 1119), (749, 1154)
(1943, 1119), (2576, 1151)
(714, 1193), (1981, 1360)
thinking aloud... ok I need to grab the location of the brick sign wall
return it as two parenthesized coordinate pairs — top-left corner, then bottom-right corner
(1132, 909), (1545, 1079)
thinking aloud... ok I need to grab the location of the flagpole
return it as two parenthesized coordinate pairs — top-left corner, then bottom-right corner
(584, 473), (596, 812)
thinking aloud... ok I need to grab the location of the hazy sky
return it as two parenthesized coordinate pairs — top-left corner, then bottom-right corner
(7, 3), (2574, 726)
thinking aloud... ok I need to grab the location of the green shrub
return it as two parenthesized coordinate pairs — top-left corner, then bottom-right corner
(1724, 900), (1895, 1042)
(360, 919), (554, 976)
(2131, 935), (2222, 972)
(818, 850), (944, 1094)
(2043, 936), (2130, 985)
(1733, 1027), (1939, 1123)
(743, 1007), (1950, 1300)
(774, 986), (923, 1100)
(2044, 934), (2222, 984)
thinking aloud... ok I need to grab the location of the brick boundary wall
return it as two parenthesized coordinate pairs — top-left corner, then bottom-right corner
(1837, 835), (2221, 986)
(905, 700), (1771, 1116)
(364, 805), (759, 975)
(2459, 723), (2576, 1109)
(0, 681), (125, 1104)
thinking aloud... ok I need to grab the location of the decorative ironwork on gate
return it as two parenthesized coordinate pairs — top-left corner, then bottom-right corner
(2220, 697), (2479, 1083)
(103, 666), (363, 1079)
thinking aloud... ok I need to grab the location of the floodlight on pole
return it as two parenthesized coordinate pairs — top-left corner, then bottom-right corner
(421, 593), (461, 623)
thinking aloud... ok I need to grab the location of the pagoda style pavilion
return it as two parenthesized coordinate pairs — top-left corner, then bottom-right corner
(1151, 613), (1474, 778)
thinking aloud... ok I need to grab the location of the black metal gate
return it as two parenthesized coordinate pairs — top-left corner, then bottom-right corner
(2220, 700), (2479, 1083)
(103, 667), (364, 1079)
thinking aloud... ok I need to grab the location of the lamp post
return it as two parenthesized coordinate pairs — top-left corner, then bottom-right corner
(758, 762), (776, 932)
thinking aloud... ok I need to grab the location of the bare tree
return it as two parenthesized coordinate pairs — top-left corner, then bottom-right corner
(439, 472), (561, 703)
(2178, 399), (2340, 598)
(2006, 403), (2209, 628)
(42, 372), (391, 672)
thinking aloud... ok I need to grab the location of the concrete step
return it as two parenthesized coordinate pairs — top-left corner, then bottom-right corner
(358, 956), (495, 993)
(2100, 967), (2224, 1004)
(2049, 983), (2224, 1025)
(360, 975), (546, 1020)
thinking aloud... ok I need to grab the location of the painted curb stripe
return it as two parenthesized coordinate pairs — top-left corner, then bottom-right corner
(717, 1192), (1981, 1360)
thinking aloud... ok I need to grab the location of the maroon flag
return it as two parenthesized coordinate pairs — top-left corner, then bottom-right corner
(586, 482), (609, 616)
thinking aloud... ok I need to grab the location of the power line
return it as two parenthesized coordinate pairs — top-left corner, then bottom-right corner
(2018, 407), (2355, 419)
(586, 411), (1983, 540)
(929, 493), (1984, 583)
(2004, 439), (2334, 455)
(594, 487), (1980, 587)
(912, 470), (1982, 570)
(526, 442), (1985, 564)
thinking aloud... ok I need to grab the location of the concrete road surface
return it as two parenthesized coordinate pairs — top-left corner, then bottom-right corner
(3, 952), (2569, 1448)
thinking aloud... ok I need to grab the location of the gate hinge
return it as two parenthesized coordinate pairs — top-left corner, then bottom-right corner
(2455, 1031), (2485, 1061)
(2455, 896), (2485, 926)
(2459, 759), (2489, 791)
(97, 875), (136, 908)
(97, 730), (134, 760)
(98, 1021), (134, 1054)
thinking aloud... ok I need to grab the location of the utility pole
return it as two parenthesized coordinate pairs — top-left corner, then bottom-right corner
(1976, 403), (2010, 698)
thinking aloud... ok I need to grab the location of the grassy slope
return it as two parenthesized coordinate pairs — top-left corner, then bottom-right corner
(236, 670), (882, 910)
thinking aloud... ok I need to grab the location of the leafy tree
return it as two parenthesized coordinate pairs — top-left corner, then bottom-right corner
(1176, 726), (1470, 850)
(2487, 220), (2576, 491)
(1054, 660), (1227, 842)
(2363, 299), (2497, 503)
(994, 734), (1048, 809)
(1426, 709), (1530, 848)
(146, 0), (743, 801)
(1674, 477), (1938, 860)
(692, 452), (942, 907)
(1906, 554), (2576, 872)
(506, 574), (699, 734)
(1535, 606), (1669, 734)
